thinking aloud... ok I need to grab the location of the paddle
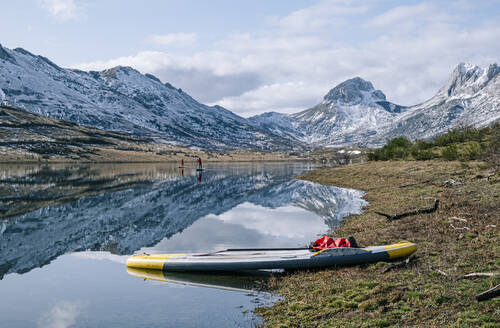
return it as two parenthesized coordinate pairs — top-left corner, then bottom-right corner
(193, 247), (312, 256)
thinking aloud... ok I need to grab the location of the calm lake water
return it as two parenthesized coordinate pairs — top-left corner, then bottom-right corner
(0, 163), (367, 327)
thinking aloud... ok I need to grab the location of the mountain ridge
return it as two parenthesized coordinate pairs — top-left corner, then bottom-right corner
(251, 64), (500, 147)
(1, 43), (498, 149)
(0, 44), (299, 151)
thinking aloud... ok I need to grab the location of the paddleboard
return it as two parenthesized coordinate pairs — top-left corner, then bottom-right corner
(178, 166), (185, 168)
(126, 241), (417, 272)
(196, 168), (205, 171)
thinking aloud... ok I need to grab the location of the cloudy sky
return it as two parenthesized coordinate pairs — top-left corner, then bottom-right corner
(2, 0), (500, 116)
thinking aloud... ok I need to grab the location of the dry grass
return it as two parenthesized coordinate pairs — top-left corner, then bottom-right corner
(256, 160), (499, 327)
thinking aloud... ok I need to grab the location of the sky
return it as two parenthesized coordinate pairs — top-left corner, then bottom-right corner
(1, 0), (500, 117)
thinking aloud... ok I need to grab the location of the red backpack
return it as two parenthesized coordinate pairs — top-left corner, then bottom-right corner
(311, 235), (351, 250)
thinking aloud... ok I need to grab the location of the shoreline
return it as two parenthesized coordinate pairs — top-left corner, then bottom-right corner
(256, 160), (499, 327)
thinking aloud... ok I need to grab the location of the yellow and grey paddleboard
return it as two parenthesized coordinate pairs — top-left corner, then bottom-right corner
(126, 241), (416, 272)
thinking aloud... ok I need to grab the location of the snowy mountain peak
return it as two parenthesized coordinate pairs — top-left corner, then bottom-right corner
(0, 44), (16, 63)
(441, 62), (488, 97)
(487, 63), (500, 80)
(323, 77), (386, 105)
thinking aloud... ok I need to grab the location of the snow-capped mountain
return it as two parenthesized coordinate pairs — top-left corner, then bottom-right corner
(251, 65), (500, 147)
(1, 42), (498, 149)
(250, 77), (407, 146)
(0, 44), (297, 150)
(380, 63), (500, 141)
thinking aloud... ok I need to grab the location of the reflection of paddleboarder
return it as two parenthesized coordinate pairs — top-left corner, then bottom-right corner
(197, 157), (202, 170)
(197, 172), (202, 182)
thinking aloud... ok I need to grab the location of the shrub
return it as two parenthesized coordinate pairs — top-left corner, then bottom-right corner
(411, 149), (437, 160)
(368, 137), (412, 161)
(368, 124), (498, 162)
(457, 141), (482, 161)
(441, 144), (458, 160)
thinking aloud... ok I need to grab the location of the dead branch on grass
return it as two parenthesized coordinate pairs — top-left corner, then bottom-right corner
(460, 272), (500, 279)
(374, 199), (439, 221)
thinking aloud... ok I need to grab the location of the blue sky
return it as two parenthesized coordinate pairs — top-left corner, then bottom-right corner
(1, 0), (500, 116)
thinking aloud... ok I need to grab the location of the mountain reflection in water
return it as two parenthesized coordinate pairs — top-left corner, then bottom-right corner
(0, 163), (367, 280)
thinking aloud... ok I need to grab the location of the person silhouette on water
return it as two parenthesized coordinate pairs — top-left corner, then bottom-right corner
(197, 157), (202, 170)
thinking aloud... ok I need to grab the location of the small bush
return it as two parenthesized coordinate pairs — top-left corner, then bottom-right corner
(369, 125), (498, 162)
(457, 141), (482, 161)
(369, 137), (412, 160)
(411, 149), (437, 160)
(442, 144), (458, 160)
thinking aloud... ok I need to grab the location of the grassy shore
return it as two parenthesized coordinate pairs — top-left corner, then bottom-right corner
(256, 160), (499, 327)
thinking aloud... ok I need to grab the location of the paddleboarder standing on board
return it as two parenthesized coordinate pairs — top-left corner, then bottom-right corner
(180, 159), (184, 167)
(197, 157), (202, 170)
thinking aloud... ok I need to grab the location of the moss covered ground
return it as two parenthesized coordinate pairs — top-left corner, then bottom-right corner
(256, 160), (499, 327)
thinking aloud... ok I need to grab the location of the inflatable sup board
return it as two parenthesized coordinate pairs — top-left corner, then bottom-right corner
(126, 241), (416, 272)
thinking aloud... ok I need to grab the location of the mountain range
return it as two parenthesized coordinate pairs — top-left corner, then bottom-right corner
(1, 44), (499, 149)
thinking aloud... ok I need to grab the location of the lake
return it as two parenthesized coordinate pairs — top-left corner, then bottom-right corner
(0, 163), (367, 327)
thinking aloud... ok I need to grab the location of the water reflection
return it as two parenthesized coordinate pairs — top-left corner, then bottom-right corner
(0, 163), (368, 328)
(0, 163), (367, 280)
(126, 266), (273, 293)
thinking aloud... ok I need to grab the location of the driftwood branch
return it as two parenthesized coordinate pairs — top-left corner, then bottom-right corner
(375, 199), (439, 221)
(460, 272), (500, 279)
(450, 224), (471, 231)
(436, 269), (450, 277)
(476, 284), (500, 302)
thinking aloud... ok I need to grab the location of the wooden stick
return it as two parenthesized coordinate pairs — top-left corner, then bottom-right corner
(436, 269), (449, 277)
(375, 199), (439, 221)
(461, 272), (500, 279)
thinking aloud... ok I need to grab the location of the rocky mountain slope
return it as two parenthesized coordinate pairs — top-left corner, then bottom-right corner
(0, 105), (303, 163)
(380, 63), (500, 141)
(0, 44), (297, 150)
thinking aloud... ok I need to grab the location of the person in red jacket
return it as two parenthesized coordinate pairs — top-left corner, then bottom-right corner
(197, 157), (202, 169)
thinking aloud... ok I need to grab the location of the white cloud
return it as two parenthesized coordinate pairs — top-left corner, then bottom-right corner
(38, 0), (83, 22)
(38, 301), (86, 328)
(274, 0), (370, 32)
(147, 33), (197, 47)
(212, 82), (326, 116)
(73, 0), (500, 117)
(366, 2), (434, 28)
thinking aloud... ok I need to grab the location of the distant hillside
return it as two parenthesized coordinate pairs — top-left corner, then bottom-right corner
(0, 105), (303, 162)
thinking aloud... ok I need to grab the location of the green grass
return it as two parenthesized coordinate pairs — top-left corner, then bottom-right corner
(256, 160), (499, 327)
